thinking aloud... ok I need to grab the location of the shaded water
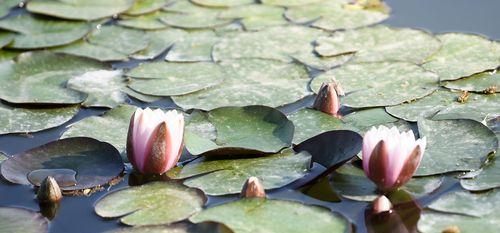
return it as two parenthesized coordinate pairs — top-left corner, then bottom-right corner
(0, 1), (498, 232)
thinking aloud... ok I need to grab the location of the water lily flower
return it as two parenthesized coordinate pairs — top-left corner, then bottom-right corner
(362, 126), (426, 191)
(313, 81), (342, 118)
(127, 108), (184, 174)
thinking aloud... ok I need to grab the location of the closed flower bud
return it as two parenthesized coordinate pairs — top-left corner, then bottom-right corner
(362, 126), (426, 192)
(313, 82), (341, 118)
(127, 108), (184, 175)
(240, 177), (266, 198)
(37, 176), (62, 203)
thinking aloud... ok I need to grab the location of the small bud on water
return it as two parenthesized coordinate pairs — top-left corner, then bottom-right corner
(37, 176), (62, 203)
(240, 177), (266, 198)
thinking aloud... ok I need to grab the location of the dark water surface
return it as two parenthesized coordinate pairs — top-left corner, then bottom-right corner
(0, 1), (499, 232)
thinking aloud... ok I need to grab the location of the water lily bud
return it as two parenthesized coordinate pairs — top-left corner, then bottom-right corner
(240, 177), (266, 198)
(37, 176), (62, 203)
(362, 126), (426, 192)
(372, 195), (393, 214)
(313, 82), (341, 118)
(127, 108), (184, 175)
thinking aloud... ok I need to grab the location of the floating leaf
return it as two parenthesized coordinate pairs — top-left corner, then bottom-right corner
(1, 137), (123, 192)
(0, 103), (79, 135)
(160, 10), (231, 29)
(118, 11), (170, 30)
(54, 25), (149, 62)
(416, 119), (498, 176)
(261, 0), (324, 6)
(429, 190), (500, 217)
(0, 31), (14, 48)
(132, 29), (186, 59)
(61, 105), (136, 156)
(342, 108), (400, 133)
(0, 0), (20, 18)
(125, 0), (167, 15)
(191, 0), (253, 7)
(311, 62), (438, 108)
(27, 168), (77, 187)
(444, 71), (499, 93)
(330, 163), (443, 202)
(0, 51), (106, 104)
(292, 46), (352, 71)
(285, 1), (389, 31)
(172, 59), (311, 110)
(27, 0), (135, 20)
(212, 25), (328, 62)
(418, 211), (500, 233)
(190, 198), (349, 233)
(95, 182), (205, 226)
(432, 93), (500, 122)
(122, 87), (162, 103)
(67, 70), (126, 108)
(168, 150), (311, 195)
(461, 155), (500, 191)
(314, 25), (440, 64)
(185, 106), (294, 156)
(0, 49), (19, 61)
(107, 222), (232, 233)
(165, 30), (218, 62)
(288, 108), (351, 144)
(127, 62), (224, 96)
(218, 4), (288, 30)
(422, 33), (500, 81)
(0, 14), (92, 49)
(0, 207), (49, 233)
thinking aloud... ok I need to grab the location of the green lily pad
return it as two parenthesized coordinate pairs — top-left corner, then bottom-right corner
(27, 168), (78, 187)
(106, 222), (232, 233)
(0, 103), (79, 135)
(0, 31), (14, 48)
(1, 137), (124, 192)
(67, 70), (126, 108)
(422, 33), (500, 81)
(132, 29), (186, 60)
(418, 190), (500, 233)
(27, 0), (135, 20)
(460, 154), (500, 191)
(0, 49), (19, 61)
(125, 0), (167, 15)
(0, 207), (49, 233)
(172, 59), (311, 110)
(292, 47), (353, 71)
(0, 14), (92, 49)
(54, 25), (149, 62)
(122, 87), (162, 103)
(342, 108), (400, 133)
(95, 181), (205, 226)
(311, 62), (439, 108)
(0, 51), (106, 104)
(330, 163), (443, 202)
(416, 119), (498, 176)
(314, 25), (440, 64)
(432, 93), (500, 122)
(191, 0), (254, 7)
(288, 108), (350, 144)
(168, 150), (311, 195)
(0, 0), (20, 18)
(118, 11), (170, 30)
(127, 62), (224, 96)
(285, 1), (389, 31)
(212, 25), (328, 62)
(160, 10), (231, 29)
(444, 71), (500, 93)
(185, 105), (293, 156)
(218, 4), (288, 31)
(190, 198), (349, 233)
(261, 0), (324, 6)
(61, 105), (136, 156)
(165, 30), (218, 62)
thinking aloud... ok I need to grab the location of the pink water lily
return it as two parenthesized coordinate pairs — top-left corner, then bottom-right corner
(313, 81), (342, 118)
(362, 126), (426, 191)
(126, 108), (184, 174)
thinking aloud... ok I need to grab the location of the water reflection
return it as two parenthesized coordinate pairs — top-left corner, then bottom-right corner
(365, 192), (421, 233)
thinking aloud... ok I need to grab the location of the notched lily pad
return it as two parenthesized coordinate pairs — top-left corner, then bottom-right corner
(460, 154), (500, 191)
(27, 168), (77, 187)
(124, 0), (167, 15)
(106, 222), (233, 233)
(1, 137), (124, 193)
(160, 3), (232, 29)
(190, 198), (349, 233)
(185, 105), (294, 156)
(95, 181), (205, 226)
(167, 150), (311, 195)
(191, 0), (253, 7)
(131, 29), (186, 60)
(27, 0), (135, 20)
(444, 70), (499, 93)
(0, 207), (49, 233)
(217, 4), (288, 31)
(67, 70), (127, 108)
(165, 30), (218, 62)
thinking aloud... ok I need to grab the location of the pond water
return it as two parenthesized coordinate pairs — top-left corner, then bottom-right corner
(0, 1), (498, 232)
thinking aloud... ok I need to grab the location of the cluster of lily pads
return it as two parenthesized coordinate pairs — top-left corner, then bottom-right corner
(0, 0), (499, 232)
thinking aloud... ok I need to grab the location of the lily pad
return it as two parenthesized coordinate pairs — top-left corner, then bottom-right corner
(0, 31), (14, 48)
(292, 47), (352, 71)
(416, 119), (498, 176)
(342, 108), (400, 133)
(27, 168), (77, 187)
(217, 4), (288, 31)
(0, 14), (92, 49)
(122, 87), (162, 103)
(311, 62), (439, 108)
(27, 0), (135, 20)
(165, 30), (218, 62)
(418, 211), (500, 233)
(0, 0), (20, 18)
(125, 0), (167, 15)
(172, 59), (311, 110)
(432, 93), (500, 122)
(61, 105), (136, 156)
(185, 105), (293, 156)
(95, 181), (205, 226)
(132, 29), (186, 59)
(0, 103), (79, 135)
(1, 137), (124, 192)
(0, 207), (49, 233)
(127, 62), (224, 96)
(0, 49), (19, 61)
(422, 33), (500, 81)
(288, 108), (351, 144)
(460, 155), (500, 191)
(160, 11), (231, 29)
(107, 222), (232, 233)
(285, 1), (389, 31)
(67, 70), (126, 108)
(55, 25), (149, 62)
(261, 0), (324, 6)
(167, 150), (311, 195)
(429, 190), (500, 217)
(190, 198), (349, 233)
(0, 51), (106, 104)
(330, 163), (443, 202)
(314, 25), (440, 64)
(191, 0), (254, 7)
(212, 25), (328, 62)
(444, 70), (500, 93)
(118, 11), (170, 30)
